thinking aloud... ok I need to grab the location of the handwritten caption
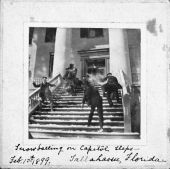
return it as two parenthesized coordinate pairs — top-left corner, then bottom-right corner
(9, 144), (166, 166)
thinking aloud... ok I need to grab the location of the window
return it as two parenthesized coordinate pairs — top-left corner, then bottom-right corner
(29, 27), (34, 45)
(45, 28), (56, 42)
(49, 52), (54, 78)
(80, 28), (104, 38)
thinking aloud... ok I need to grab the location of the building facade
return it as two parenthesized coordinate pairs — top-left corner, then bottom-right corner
(29, 28), (141, 88)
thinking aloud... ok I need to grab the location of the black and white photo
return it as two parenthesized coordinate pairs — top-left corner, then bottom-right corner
(28, 27), (141, 139)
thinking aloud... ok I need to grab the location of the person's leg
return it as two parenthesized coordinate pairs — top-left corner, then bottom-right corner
(49, 97), (53, 111)
(70, 84), (75, 96)
(48, 92), (54, 111)
(102, 84), (106, 96)
(106, 90), (113, 107)
(45, 91), (53, 111)
(39, 93), (45, 110)
(73, 78), (77, 95)
(69, 79), (76, 96)
(40, 92), (45, 103)
(97, 97), (103, 130)
(115, 89), (120, 103)
(112, 86), (120, 103)
(88, 106), (95, 126)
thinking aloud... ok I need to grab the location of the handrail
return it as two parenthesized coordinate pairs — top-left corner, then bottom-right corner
(120, 70), (132, 132)
(29, 74), (62, 114)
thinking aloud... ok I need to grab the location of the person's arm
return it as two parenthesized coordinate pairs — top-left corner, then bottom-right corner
(98, 77), (108, 85)
(75, 68), (77, 75)
(32, 81), (41, 88)
(82, 90), (87, 104)
(48, 83), (56, 87)
(82, 87), (90, 108)
(111, 77), (122, 89)
(117, 83), (122, 89)
(114, 77), (119, 84)
(113, 77), (122, 88)
(104, 77), (107, 81)
(81, 93), (86, 108)
(63, 70), (69, 79)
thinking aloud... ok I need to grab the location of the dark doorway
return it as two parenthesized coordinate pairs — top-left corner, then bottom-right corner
(49, 52), (54, 78)
(86, 59), (105, 75)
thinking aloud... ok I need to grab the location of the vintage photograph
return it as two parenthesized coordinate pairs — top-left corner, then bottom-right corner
(1, 0), (169, 168)
(28, 27), (141, 139)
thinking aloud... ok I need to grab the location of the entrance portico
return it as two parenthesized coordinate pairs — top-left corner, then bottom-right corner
(78, 45), (110, 78)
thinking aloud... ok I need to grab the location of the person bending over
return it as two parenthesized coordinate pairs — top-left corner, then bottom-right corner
(102, 73), (122, 107)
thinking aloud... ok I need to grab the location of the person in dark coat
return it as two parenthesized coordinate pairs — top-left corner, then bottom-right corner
(82, 75), (90, 89)
(131, 86), (140, 133)
(33, 76), (56, 111)
(102, 73), (122, 107)
(64, 64), (77, 80)
(82, 81), (103, 131)
(63, 64), (77, 95)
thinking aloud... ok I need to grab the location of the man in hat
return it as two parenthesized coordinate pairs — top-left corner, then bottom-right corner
(33, 76), (56, 111)
(102, 73), (122, 107)
(64, 64), (77, 79)
(63, 64), (77, 95)
(82, 81), (103, 132)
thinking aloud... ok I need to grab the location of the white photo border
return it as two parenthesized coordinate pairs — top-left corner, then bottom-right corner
(23, 22), (147, 146)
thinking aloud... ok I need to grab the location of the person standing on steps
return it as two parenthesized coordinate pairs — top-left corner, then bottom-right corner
(81, 81), (103, 132)
(82, 74), (90, 88)
(102, 73), (122, 107)
(33, 76), (56, 111)
(63, 63), (77, 96)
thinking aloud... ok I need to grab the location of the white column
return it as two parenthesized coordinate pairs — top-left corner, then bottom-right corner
(109, 29), (132, 132)
(53, 28), (68, 77)
(53, 28), (74, 77)
(29, 42), (37, 89)
(109, 29), (132, 85)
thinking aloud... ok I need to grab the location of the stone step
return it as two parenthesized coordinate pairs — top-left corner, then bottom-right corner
(53, 97), (121, 102)
(57, 86), (102, 89)
(55, 95), (90, 98)
(34, 111), (124, 116)
(56, 90), (117, 93)
(30, 118), (124, 126)
(56, 88), (103, 91)
(41, 107), (123, 112)
(54, 91), (122, 96)
(55, 91), (122, 95)
(29, 84), (126, 139)
(32, 114), (124, 121)
(56, 88), (122, 92)
(53, 93), (121, 98)
(57, 85), (121, 89)
(52, 100), (117, 104)
(29, 129), (140, 139)
(54, 93), (105, 97)
(29, 124), (124, 132)
(53, 93), (109, 97)
(41, 103), (122, 108)
(42, 100), (122, 106)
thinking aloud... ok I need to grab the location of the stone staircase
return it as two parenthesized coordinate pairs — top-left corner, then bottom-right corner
(29, 84), (140, 139)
